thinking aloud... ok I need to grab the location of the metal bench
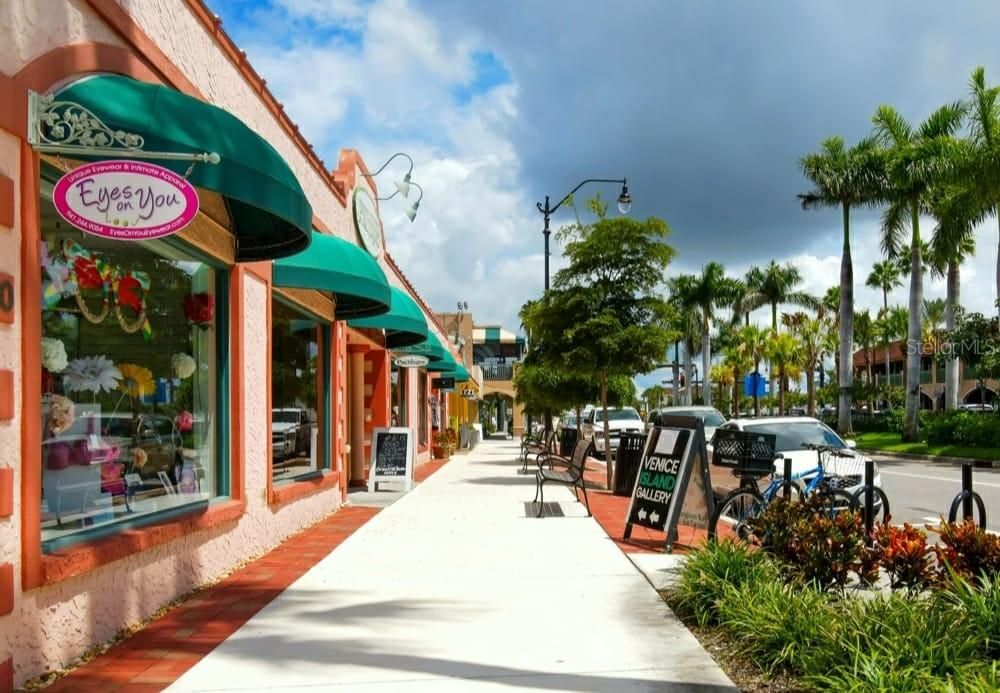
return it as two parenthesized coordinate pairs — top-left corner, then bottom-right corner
(520, 429), (556, 473)
(532, 438), (594, 517)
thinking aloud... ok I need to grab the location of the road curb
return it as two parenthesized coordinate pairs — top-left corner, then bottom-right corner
(859, 448), (1000, 469)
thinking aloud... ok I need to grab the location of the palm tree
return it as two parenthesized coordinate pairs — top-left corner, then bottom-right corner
(818, 286), (840, 393)
(873, 101), (967, 441)
(684, 262), (740, 408)
(965, 67), (1000, 317)
(855, 309), (876, 412)
(866, 260), (904, 311)
(746, 261), (817, 411)
(766, 332), (801, 415)
(730, 274), (761, 326)
(722, 342), (752, 418)
(667, 275), (702, 406)
(799, 136), (887, 435)
(710, 363), (734, 413)
(791, 317), (825, 416)
(737, 324), (771, 417)
(922, 297), (948, 409)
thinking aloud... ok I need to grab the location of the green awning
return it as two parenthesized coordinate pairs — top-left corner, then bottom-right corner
(274, 232), (391, 319)
(348, 287), (428, 348)
(429, 337), (460, 372)
(55, 75), (313, 261)
(440, 364), (471, 382)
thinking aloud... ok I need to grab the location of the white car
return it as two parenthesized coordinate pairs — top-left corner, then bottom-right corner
(712, 416), (882, 500)
(580, 406), (644, 458)
(647, 406), (726, 440)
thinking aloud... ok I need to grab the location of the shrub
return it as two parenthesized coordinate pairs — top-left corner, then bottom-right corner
(715, 578), (838, 674)
(923, 410), (1000, 447)
(932, 519), (1000, 582)
(671, 539), (777, 627)
(751, 495), (876, 591)
(872, 522), (935, 593)
(811, 593), (986, 692)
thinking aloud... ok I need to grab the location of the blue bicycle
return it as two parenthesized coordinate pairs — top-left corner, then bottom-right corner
(709, 442), (858, 541)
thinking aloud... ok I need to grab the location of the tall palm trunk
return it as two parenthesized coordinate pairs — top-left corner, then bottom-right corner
(600, 369), (612, 489)
(903, 204), (923, 442)
(778, 368), (786, 414)
(996, 215), (1000, 320)
(671, 342), (680, 406)
(838, 204), (854, 436)
(866, 351), (874, 412)
(684, 338), (694, 406)
(769, 303), (778, 413)
(732, 366), (741, 417)
(945, 260), (960, 410)
(702, 315), (713, 407)
(884, 339), (891, 401)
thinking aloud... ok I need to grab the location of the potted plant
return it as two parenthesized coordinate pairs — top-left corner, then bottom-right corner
(432, 430), (456, 459)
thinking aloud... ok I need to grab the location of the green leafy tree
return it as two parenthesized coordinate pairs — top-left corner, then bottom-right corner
(799, 136), (887, 435)
(737, 324), (772, 417)
(873, 100), (967, 441)
(855, 309), (876, 412)
(790, 317), (826, 416)
(667, 275), (702, 406)
(523, 215), (675, 488)
(765, 331), (802, 415)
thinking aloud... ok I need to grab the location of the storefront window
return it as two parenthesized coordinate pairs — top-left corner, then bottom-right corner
(392, 365), (407, 427)
(39, 190), (221, 548)
(418, 372), (428, 446)
(271, 298), (322, 482)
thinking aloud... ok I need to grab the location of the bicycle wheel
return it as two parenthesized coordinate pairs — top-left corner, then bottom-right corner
(815, 488), (855, 517)
(850, 486), (891, 525)
(710, 488), (766, 542)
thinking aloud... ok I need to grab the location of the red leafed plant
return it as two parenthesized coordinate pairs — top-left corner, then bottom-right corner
(183, 292), (214, 327)
(872, 522), (934, 593)
(931, 519), (1000, 584)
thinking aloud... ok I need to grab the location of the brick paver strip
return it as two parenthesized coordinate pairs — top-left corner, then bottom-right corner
(577, 462), (708, 554)
(42, 458), (451, 691)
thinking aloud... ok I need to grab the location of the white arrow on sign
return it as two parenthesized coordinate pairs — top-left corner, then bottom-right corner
(650, 510), (661, 525)
(637, 507), (648, 522)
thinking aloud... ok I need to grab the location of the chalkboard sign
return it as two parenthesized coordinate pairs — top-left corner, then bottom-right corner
(368, 427), (414, 492)
(623, 415), (714, 552)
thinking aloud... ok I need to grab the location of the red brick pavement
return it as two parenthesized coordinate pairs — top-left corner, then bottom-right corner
(576, 462), (709, 555)
(38, 458), (451, 692)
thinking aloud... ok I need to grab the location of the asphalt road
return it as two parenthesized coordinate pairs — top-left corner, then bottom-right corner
(872, 455), (1000, 533)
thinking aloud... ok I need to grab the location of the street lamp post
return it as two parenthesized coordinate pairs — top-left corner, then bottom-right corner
(536, 178), (631, 290)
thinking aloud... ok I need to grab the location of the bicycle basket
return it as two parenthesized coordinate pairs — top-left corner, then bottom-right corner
(711, 429), (777, 475)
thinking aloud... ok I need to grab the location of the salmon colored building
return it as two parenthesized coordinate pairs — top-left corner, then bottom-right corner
(0, 1), (469, 687)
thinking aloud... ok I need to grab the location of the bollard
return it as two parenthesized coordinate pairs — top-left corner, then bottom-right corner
(783, 456), (792, 500)
(864, 459), (875, 540)
(962, 462), (974, 521)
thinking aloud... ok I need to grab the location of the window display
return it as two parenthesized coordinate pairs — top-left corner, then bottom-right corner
(271, 298), (322, 482)
(38, 188), (220, 547)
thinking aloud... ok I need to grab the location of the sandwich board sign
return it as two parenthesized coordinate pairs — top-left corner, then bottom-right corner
(368, 427), (414, 492)
(623, 415), (714, 552)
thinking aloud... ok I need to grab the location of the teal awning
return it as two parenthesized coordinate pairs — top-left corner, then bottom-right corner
(274, 232), (391, 319)
(348, 287), (428, 348)
(429, 336), (460, 372)
(440, 364), (471, 382)
(55, 75), (313, 261)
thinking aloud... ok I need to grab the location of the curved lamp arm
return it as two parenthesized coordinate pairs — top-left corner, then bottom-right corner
(362, 152), (414, 179)
(536, 178), (627, 216)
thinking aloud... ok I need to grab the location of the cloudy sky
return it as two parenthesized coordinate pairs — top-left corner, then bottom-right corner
(212, 0), (1000, 391)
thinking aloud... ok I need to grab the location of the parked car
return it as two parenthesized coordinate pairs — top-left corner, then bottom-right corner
(960, 403), (995, 412)
(272, 408), (314, 460)
(712, 416), (882, 500)
(647, 406), (726, 440)
(580, 406), (644, 458)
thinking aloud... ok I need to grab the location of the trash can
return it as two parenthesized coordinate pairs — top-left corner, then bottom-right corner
(613, 432), (646, 497)
(559, 426), (578, 456)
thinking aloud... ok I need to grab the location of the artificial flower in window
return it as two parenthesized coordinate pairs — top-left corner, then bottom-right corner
(117, 363), (155, 399)
(183, 292), (214, 329)
(62, 355), (122, 395)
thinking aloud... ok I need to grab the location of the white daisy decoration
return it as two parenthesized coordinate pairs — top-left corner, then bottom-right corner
(63, 355), (122, 394)
(41, 337), (68, 373)
(172, 353), (197, 380)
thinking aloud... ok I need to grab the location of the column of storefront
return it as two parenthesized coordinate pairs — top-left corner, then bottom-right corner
(347, 344), (367, 486)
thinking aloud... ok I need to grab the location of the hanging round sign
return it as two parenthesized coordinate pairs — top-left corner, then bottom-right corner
(53, 160), (199, 241)
(353, 188), (383, 258)
(393, 354), (429, 368)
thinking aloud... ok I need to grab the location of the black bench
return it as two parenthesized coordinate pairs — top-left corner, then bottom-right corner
(520, 430), (556, 474)
(532, 438), (594, 517)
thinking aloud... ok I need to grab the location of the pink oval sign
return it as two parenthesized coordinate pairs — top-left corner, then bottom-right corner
(53, 160), (199, 241)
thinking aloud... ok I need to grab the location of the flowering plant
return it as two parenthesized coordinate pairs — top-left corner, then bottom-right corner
(41, 338), (68, 373)
(47, 394), (75, 435)
(172, 353), (197, 379)
(183, 292), (214, 327)
(62, 355), (121, 394)
(132, 447), (148, 469)
(117, 363), (155, 398)
(175, 410), (194, 433)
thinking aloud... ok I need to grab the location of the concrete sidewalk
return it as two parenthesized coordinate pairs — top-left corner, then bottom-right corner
(169, 440), (735, 692)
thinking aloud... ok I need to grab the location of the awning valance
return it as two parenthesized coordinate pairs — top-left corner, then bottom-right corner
(347, 287), (428, 348)
(53, 75), (313, 261)
(440, 363), (471, 382)
(274, 232), (391, 319)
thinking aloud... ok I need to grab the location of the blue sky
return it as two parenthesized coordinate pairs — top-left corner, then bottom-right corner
(209, 0), (1000, 394)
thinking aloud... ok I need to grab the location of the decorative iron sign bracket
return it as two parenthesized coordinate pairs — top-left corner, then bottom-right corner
(27, 90), (221, 165)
